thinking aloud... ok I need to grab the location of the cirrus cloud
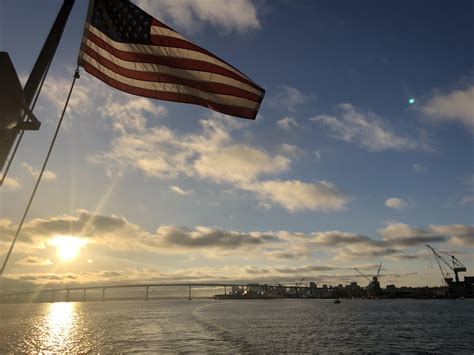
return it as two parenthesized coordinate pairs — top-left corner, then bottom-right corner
(385, 198), (408, 210)
(311, 103), (422, 151)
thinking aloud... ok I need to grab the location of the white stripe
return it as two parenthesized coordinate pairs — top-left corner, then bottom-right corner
(151, 25), (188, 42)
(83, 39), (263, 97)
(86, 24), (252, 83)
(81, 53), (260, 110)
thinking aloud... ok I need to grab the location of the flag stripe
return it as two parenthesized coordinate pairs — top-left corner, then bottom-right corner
(82, 46), (263, 102)
(83, 39), (263, 97)
(84, 28), (261, 92)
(149, 25), (253, 82)
(150, 26), (189, 42)
(86, 24), (256, 88)
(82, 61), (259, 119)
(82, 53), (261, 110)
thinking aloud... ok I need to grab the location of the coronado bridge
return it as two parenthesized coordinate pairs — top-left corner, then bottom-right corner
(0, 283), (314, 304)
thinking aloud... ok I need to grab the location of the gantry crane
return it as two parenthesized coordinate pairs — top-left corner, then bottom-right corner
(426, 245), (466, 285)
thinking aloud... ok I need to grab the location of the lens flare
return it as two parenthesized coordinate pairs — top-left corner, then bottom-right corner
(49, 236), (87, 262)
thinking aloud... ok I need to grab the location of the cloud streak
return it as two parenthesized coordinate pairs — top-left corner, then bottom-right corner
(421, 84), (474, 132)
(311, 103), (421, 151)
(135, 0), (261, 34)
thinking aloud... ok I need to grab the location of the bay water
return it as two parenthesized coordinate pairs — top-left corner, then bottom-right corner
(0, 299), (473, 353)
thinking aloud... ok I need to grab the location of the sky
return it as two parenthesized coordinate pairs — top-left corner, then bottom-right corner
(0, 0), (473, 291)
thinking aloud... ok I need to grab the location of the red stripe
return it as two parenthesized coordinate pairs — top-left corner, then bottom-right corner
(85, 30), (263, 92)
(83, 46), (262, 102)
(151, 18), (174, 31)
(82, 62), (259, 120)
(150, 34), (231, 66)
(150, 19), (253, 82)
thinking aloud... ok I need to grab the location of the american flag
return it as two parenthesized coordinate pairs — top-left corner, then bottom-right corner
(78, 0), (265, 120)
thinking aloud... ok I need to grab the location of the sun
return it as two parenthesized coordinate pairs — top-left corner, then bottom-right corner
(49, 236), (87, 262)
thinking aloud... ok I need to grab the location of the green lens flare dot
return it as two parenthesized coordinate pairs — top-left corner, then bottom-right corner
(408, 98), (415, 104)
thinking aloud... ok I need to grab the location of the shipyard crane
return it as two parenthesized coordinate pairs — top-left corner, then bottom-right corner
(295, 278), (306, 287)
(375, 262), (383, 282)
(354, 268), (371, 283)
(426, 245), (467, 285)
(354, 263), (383, 298)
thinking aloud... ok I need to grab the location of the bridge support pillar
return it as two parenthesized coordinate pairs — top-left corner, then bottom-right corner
(224, 285), (227, 295)
(102, 288), (105, 302)
(188, 285), (192, 300)
(66, 289), (70, 302)
(146, 286), (150, 301)
(83, 289), (86, 302)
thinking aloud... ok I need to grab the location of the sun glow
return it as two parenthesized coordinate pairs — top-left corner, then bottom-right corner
(49, 236), (87, 262)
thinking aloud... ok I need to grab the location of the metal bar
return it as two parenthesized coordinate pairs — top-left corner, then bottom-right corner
(23, 0), (75, 107)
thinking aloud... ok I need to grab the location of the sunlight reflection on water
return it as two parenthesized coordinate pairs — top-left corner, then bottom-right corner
(43, 302), (76, 349)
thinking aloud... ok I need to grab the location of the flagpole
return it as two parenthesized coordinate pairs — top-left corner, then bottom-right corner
(0, 0), (75, 183)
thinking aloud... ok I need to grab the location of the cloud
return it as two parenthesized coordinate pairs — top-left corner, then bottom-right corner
(378, 223), (448, 246)
(269, 86), (312, 112)
(429, 224), (474, 247)
(246, 180), (350, 212)
(22, 162), (56, 181)
(6, 211), (282, 255)
(170, 185), (193, 195)
(101, 97), (168, 133)
(2, 211), (472, 288)
(421, 85), (474, 132)
(313, 150), (321, 161)
(277, 117), (299, 130)
(134, 0), (261, 34)
(387, 254), (421, 261)
(92, 112), (349, 212)
(385, 198), (408, 210)
(15, 257), (53, 266)
(311, 103), (420, 151)
(40, 75), (100, 123)
(155, 225), (280, 249)
(309, 231), (384, 248)
(1, 176), (21, 191)
(194, 143), (290, 184)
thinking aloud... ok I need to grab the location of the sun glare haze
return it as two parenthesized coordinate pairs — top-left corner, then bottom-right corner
(49, 236), (87, 262)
